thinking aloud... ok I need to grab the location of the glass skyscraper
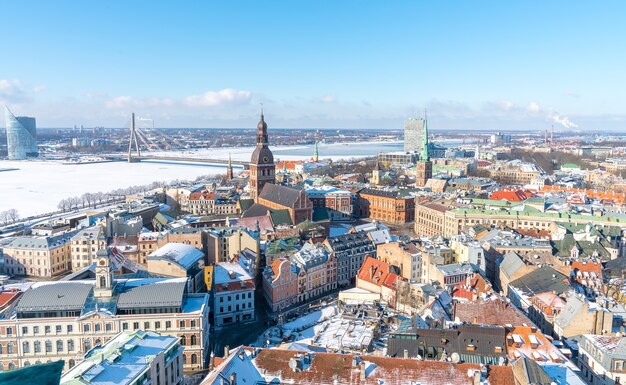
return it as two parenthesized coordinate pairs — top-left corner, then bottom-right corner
(5, 106), (38, 160)
(404, 117), (426, 153)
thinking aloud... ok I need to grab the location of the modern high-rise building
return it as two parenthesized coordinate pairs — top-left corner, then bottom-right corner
(4, 106), (38, 159)
(415, 116), (432, 187)
(404, 117), (426, 153)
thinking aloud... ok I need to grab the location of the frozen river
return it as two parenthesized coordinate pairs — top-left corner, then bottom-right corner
(0, 141), (405, 217)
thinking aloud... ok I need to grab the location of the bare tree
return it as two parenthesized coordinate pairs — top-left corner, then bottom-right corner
(6, 209), (19, 224)
(0, 211), (9, 226)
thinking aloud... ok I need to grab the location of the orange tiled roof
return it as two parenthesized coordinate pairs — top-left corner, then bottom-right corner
(189, 191), (215, 200)
(358, 257), (393, 288)
(542, 185), (626, 204)
(489, 188), (532, 202)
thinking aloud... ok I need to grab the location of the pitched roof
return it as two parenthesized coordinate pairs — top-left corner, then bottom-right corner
(454, 297), (532, 327)
(15, 282), (93, 313)
(147, 243), (204, 270)
(202, 346), (515, 385)
(259, 183), (304, 207)
(509, 266), (570, 297)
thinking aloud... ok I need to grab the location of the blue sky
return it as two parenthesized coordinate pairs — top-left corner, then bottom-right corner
(1, 1), (625, 130)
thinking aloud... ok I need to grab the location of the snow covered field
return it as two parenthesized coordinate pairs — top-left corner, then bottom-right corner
(0, 140), (403, 217)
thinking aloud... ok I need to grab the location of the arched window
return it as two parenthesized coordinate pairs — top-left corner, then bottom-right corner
(57, 340), (63, 352)
(190, 335), (197, 346)
(180, 335), (186, 346)
(8, 362), (15, 370)
(95, 339), (102, 346)
(100, 276), (106, 288)
(22, 341), (29, 353)
(191, 354), (198, 365)
(24, 361), (30, 367)
(35, 360), (41, 365)
(7, 342), (14, 354)
(182, 354), (186, 365)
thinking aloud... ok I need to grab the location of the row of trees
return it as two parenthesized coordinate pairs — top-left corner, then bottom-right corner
(56, 180), (170, 212)
(0, 209), (19, 226)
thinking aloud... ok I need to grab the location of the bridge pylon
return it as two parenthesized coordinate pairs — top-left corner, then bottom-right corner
(127, 112), (141, 162)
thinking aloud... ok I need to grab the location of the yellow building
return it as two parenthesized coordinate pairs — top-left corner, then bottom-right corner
(2, 233), (75, 277)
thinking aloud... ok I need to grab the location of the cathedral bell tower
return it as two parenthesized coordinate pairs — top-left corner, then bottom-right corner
(249, 111), (275, 201)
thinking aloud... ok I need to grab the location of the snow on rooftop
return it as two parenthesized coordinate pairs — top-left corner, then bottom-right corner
(214, 262), (252, 284)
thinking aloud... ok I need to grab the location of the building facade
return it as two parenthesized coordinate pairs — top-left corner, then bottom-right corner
(70, 226), (106, 271)
(356, 189), (415, 224)
(4, 106), (38, 160)
(212, 263), (255, 326)
(1, 233), (76, 277)
(0, 254), (210, 373)
(305, 185), (353, 221)
(60, 330), (184, 385)
(324, 232), (376, 286)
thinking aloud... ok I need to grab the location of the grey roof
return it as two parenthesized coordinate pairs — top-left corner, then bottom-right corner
(359, 188), (412, 198)
(7, 231), (78, 250)
(511, 357), (553, 385)
(241, 203), (272, 218)
(509, 266), (570, 297)
(117, 279), (186, 309)
(258, 183), (303, 207)
(147, 243), (204, 270)
(554, 294), (585, 329)
(70, 226), (102, 241)
(499, 251), (525, 278)
(15, 282), (93, 312)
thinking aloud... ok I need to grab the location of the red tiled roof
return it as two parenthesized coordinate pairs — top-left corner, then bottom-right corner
(189, 191), (215, 200)
(357, 257), (393, 288)
(570, 261), (602, 274)
(489, 189), (532, 202)
(454, 297), (532, 327)
(0, 290), (20, 308)
(251, 348), (514, 385)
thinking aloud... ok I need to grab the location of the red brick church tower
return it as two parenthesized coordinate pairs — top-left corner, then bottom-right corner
(249, 112), (275, 201)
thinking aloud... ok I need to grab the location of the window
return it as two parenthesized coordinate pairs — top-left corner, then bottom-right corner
(191, 354), (198, 365)
(166, 321), (172, 329)
(22, 341), (29, 353)
(56, 340), (63, 352)
(133, 322), (139, 330)
(190, 335), (197, 346)
(84, 324), (90, 332)
(68, 340), (74, 352)
(21, 326), (28, 334)
(56, 325), (62, 333)
(95, 324), (101, 332)
(122, 322), (128, 331)
(180, 335), (186, 346)
(144, 322), (150, 330)
(67, 325), (73, 333)
(45, 340), (52, 353)
(105, 323), (112, 332)
(190, 320), (196, 328)
(45, 326), (51, 334)
(179, 320), (185, 328)
(155, 322), (161, 329)
(34, 341), (41, 353)
(7, 342), (14, 354)
(84, 339), (91, 351)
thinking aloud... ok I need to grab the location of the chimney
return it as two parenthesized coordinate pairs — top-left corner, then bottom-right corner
(473, 316), (478, 325)
(359, 361), (366, 381)
(473, 369), (481, 385)
(230, 372), (237, 385)
(403, 349), (408, 358)
(224, 345), (230, 359)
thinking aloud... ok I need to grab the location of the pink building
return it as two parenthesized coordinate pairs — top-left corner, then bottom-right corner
(263, 258), (299, 312)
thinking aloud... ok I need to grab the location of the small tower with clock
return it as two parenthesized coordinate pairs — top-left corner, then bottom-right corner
(94, 248), (115, 297)
(249, 111), (275, 201)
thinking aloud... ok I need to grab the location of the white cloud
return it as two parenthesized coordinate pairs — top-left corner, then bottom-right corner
(183, 88), (252, 107)
(105, 96), (175, 109)
(319, 94), (337, 103)
(0, 79), (30, 103)
(526, 102), (541, 113)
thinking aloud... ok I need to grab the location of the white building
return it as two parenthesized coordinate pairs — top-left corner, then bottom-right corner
(70, 226), (106, 271)
(60, 330), (184, 385)
(213, 263), (255, 327)
(578, 334), (626, 385)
